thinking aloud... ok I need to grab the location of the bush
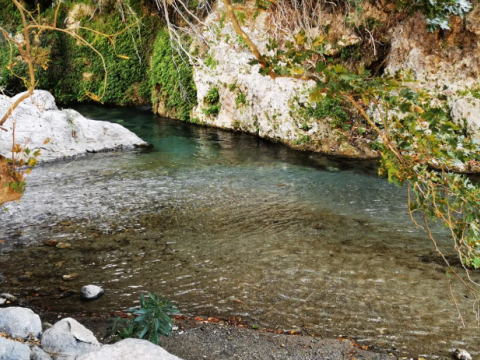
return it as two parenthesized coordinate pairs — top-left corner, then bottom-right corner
(107, 292), (179, 345)
(202, 86), (221, 116)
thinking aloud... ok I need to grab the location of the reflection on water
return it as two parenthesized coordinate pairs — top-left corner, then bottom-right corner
(0, 105), (478, 357)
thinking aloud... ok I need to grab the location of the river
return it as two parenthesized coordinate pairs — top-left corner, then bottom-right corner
(0, 105), (478, 358)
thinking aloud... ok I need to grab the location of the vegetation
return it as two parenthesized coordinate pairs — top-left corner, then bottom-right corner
(202, 86), (221, 116)
(296, 96), (350, 130)
(397, 0), (472, 31)
(235, 90), (247, 107)
(0, 0), (159, 105)
(150, 30), (197, 121)
(107, 292), (179, 345)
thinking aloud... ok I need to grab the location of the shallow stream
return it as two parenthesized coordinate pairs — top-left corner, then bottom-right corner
(0, 105), (479, 358)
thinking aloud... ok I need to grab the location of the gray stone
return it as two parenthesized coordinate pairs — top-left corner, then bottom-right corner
(453, 349), (472, 360)
(0, 307), (42, 339)
(42, 322), (53, 332)
(0, 337), (30, 360)
(0, 90), (148, 163)
(77, 338), (182, 360)
(80, 285), (105, 301)
(30, 345), (52, 360)
(0, 294), (17, 303)
(40, 318), (100, 358)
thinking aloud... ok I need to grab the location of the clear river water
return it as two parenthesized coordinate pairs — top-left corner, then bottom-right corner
(0, 105), (479, 358)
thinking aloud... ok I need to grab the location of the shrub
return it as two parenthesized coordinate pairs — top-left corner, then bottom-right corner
(202, 86), (221, 116)
(107, 292), (179, 345)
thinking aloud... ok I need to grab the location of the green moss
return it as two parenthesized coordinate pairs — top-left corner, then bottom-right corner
(233, 10), (246, 25)
(204, 53), (217, 69)
(294, 134), (311, 145)
(236, 35), (249, 49)
(150, 30), (197, 122)
(339, 44), (362, 61)
(235, 90), (247, 107)
(295, 95), (349, 131)
(202, 86), (221, 116)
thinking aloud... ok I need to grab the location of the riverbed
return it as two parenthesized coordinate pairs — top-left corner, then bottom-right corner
(0, 105), (478, 358)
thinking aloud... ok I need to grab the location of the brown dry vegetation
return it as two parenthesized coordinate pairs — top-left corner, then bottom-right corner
(0, 155), (22, 205)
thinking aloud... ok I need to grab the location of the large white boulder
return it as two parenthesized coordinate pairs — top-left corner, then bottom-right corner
(0, 90), (148, 162)
(40, 318), (100, 358)
(0, 337), (30, 360)
(0, 307), (42, 339)
(77, 338), (182, 360)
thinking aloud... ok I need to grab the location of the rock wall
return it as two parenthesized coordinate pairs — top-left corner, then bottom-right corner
(189, 2), (379, 159)
(185, 1), (480, 155)
(382, 5), (480, 139)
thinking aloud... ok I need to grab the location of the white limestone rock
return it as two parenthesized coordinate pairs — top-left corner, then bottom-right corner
(0, 307), (42, 339)
(0, 90), (148, 163)
(80, 285), (105, 301)
(40, 318), (100, 358)
(0, 337), (30, 360)
(450, 97), (480, 141)
(30, 345), (53, 360)
(77, 338), (182, 360)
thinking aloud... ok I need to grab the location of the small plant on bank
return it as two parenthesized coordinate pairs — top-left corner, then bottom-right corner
(107, 292), (179, 345)
(204, 53), (217, 69)
(235, 90), (248, 107)
(202, 86), (221, 116)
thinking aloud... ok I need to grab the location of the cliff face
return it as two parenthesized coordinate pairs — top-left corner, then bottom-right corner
(181, 1), (480, 157)
(188, 1), (380, 159)
(387, 9), (480, 139)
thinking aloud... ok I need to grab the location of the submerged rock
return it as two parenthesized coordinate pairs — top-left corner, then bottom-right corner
(80, 285), (105, 301)
(0, 337), (30, 360)
(41, 318), (100, 358)
(0, 307), (42, 339)
(0, 90), (149, 163)
(76, 338), (182, 360)
(453, 349), (472, 360)
(0, 293), (17, 303)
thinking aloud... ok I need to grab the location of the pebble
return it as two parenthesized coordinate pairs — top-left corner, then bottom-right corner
(44, 240), (58, 246)
(63, 273), (78, 281)
(56, 242), (71, 249)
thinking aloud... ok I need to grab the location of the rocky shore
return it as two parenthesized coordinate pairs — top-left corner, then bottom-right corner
(0, 299), (474, 360)
(0, 304), (396, 360)
(0, 306), (181, 360)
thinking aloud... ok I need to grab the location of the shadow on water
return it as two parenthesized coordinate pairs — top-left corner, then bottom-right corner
(0, 105), (479, 357)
